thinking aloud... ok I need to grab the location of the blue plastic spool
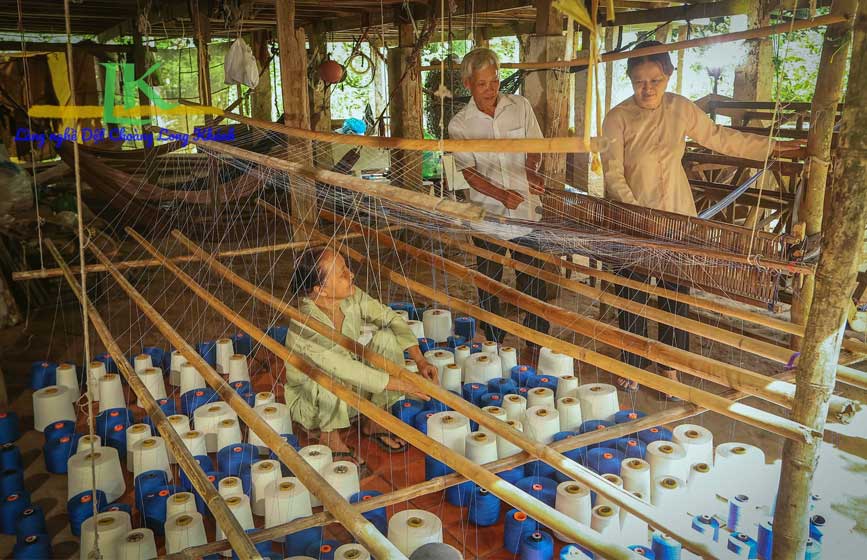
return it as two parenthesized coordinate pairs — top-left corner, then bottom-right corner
(0, 444), (21, 471)
(584, 448), (624, 476)
(424, 455), (453, 479)
(628, 545), (655, 558)
(29, 361), (57, 390)
(193, 471), (223, 512)
(614, 437), (647, 459)
(240, 392), (256, 406)
(515, 476), (558, 507)
(418, 337), (436, 353)
(95, 352), (118, 373)
(809, 514), (825, 543)
(231, 380), (252, 395)
(479, 392), (504, 408)
(447, 335), (467, 349)
(424, 396), (451, 413)
(100, 502), (132, 516)
(519, 530), (554, 560)
(16, 505), (46, 536)
(511, 365), (537, 386)
(142, 346), (167, 370)
(181, 387), (219, 416)
(413, 411), (434, 435)
(193, 454), (215, 471)
(270, 434), (300, 475)
(135, 470), (171, 510)
(445, 480), (474, 507)
(727, 532), (758, 559)
(0, 469), (24, 496)
(757, 518), (773, 560)
(462, 382), (487, 405)
(106, 424), (128, 457)
(232, 528), (272, 560)
(68, 490), (106, 537)
(305, 539), (340, 560)
(614, 409), (646, 425)
(266, 326), (289, 346)
(283, 526), (324, 557)
(392, 399), (426, 423)
(196, 340), (218, 365)
(578, 421), (616, 449)
(499, 465), (526, 485)
(218, 443), (259, 475)
(524, 460), (557, 479)
(487, 377), (517, 395)
(388, 301), (416, 316)
(527, 375), (558, 391)
(637, 427), (673, 445)
(468, 485), (501, 526)
(43, 420), (76, 443)
(651, 532), (682, 560)
(12, 533), (52, 559)
(504, 508), (540, 554)
(0, 412), (20, 445)
(43, 434), (78, 474)
(144, 399), (177, 430)
(728, 494), (751, 533)
(552, 431), (586, 462)
(141, 486), (174, 535)
(349, 491), (388, 534)
(232, 332), (253, 356)
(454, 316), (476, 339)
(691, 514), (720, 542)
(804, 538), (821, 560)
(95, 408), (133, 439)
(561, 544), (595, 559)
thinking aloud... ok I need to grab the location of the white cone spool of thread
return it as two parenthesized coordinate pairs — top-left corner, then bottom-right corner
(576, 383), (619, 422)
(503, 394), (527, 422)
(118, 528), (157, 560)
(465, 432), (498, 464)
(32, 385), (75, 431)
(499, 346), (518, 376)
(686, 462), (719, 515)
(219, 477), (245, 498)
(217, 418), (243, 450)
(426, 412), (470, 455)
(181, 430), (207, 457)
(324, 461), (360, 500)
(87, 361), (107, 401)
(301, 445), (332, 507)
(620, 491), (649, 546)
(254, 391), (276, 407)
(248, 403), (291, 450)
(407, 320), (425, 339)
(463, 353), (502, 384)
(131, 437), (172, 480)
(556, 397), (583, 431)
(673, 424), (714, 468)
(56, 363), (80, 403)
(595, 474), (623, 513)
(76, 435), (101, 454)
(80, 511), (131, 560)
(227, 354), (250, 383)
(169, 351), (185, 386)
(166, 492), (197, 518)
(527, 387), (555, 409)
(167, 415), (191, 464)
(179, 362), (206, 395)
(164, 512), (207, 554)
(556, 375), (579, 399)
(335, 543), (371, 560)
(194, 402), (238, 452)
(554, 482), (592, 541)
(538, 347), (573, 377)
(478, 406), (507, 439)
(422, 309), (452, 342)
(216, 495), (254, 554)
(453, 345), (471, 369)
(496, 420), (523, 458)
(424, 350), (455, 381)
(403, 360), (419, 373)
(215, 338), (234, 374)
(394, 309), (410, 321)
(621, 458), (652, 497)
(265, 477), (312, 530)
(133, 354), (153, 374)
(715, 443), (765, 499)
(251, 460), (282, 515)
(482, 341), (499, 356)
(525, 406), (560, 444)
(590, 504), (621, 540)
(388, 509), (443, 556)
(126, 424), (152, 469)
(67, 447), (125, 501)
(651, 476), (687, 508)
(98, 374), (126, 411)
(441, 364), (462, 393)
(137, 368), (167, 406)
(647, 440), (690, 482)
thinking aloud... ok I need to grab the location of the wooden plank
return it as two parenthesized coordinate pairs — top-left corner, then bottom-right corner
(603, 0), (750, 27)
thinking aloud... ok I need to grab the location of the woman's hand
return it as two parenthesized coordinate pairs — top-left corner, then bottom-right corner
(414, 359), (439, 385)
(772, 139), (803, 155)
(386, 377), (430, 401)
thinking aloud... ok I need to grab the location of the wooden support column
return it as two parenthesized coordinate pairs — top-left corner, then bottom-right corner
(309, 24), (333, 169)
(368, 37), (387, 137)
(733, 0), (773, 104)
(387, 17), (423, 190)
(604, 27), (615, 113)
(131, 20), (154, 149)
(250, 30), (273, 121)
(789, 0), (857, 347)
(188, 0), (211, 106)
(773, 1), (867, 556)
(675, 25), (687, 95)
(275, 0), (317, 237)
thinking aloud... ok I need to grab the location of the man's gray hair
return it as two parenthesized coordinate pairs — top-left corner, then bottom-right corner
(461, 47), (500, 81)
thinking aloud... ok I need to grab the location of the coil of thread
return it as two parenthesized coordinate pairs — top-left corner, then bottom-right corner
(651, 532), (682, 560)
(422, 309), (452, 342)
(503, 509), (539, 554)
(426, 413), (470, 456)
(520, 530), (554, 560)
(68, 447), (125, 502)
(467, 485), (501, 526)
(651, 476), (686, 509)
(118, 528), (158, 560)
(672, 424), (714, 468)
(251, 460), (282, 515)
(463, 353), (502, 384)
(387, 509), (443, 557)
(591, 504), (621, 540)
(646, 441), (690, 482)
(164, 512), (207, 554)
(553, 482), (591, 541)
(80, 511), (132, 560)
(350, 491), (388, 535)
(537, 348), (573, 377)
(527, 387), (556, 409)
(556, 397), (583, 431)
(503, 394), (527, 422)
(576, 383), (619, 422)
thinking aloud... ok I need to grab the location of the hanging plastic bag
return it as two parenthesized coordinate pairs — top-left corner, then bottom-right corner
(224, 37), (260, 88)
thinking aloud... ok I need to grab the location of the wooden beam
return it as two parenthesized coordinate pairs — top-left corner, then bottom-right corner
(0, 41), (131, 54)
(188, 0), (211, 106)
(603, 0), (750, 27)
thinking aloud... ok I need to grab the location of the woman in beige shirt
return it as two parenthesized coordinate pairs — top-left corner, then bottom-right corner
(601, 41), (799, 393)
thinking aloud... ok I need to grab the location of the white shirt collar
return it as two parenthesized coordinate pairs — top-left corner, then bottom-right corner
(465, 93), (515, 120)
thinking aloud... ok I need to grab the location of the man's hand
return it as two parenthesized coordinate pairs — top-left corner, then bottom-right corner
(500, 189), (526, 210)
(526, 168), (545, 195)
(415, 358), (439, 385)
(772, 139), (803, 156)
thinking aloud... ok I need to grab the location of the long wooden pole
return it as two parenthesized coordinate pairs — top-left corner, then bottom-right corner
(169, 228), (720, 554)
(330, 212), (849, 428)
(86, 239), (407, 560)
(419, 14), (845, 71)
(44, 240), (262, 560)
(773, 2), (867, 556)
(125, 235), (649, 560)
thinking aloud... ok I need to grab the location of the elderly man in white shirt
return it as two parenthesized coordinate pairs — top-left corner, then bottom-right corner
(448, 47), (549, 361)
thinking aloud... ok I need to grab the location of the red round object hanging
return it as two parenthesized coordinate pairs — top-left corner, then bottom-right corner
(318, 59), (345, 84)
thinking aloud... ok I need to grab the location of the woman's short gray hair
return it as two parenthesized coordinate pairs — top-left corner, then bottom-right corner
(461, 48), (500, 81)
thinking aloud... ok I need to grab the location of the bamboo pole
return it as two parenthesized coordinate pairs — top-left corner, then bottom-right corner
(43, 240), (262, 560)
(418, 14), (845, 71)
(124, 235), (649, 560)
(328, 212), (850, 427)
(85, 239), (407, 560)
(147, 125), (485, 223)
(169, 228), (721, 554)
(773, 1), (867, 555)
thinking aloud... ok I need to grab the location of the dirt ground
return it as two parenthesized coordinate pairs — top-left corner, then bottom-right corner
(0, 229), (865, 558)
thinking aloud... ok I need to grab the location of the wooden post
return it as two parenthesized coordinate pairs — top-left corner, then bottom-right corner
(675, 25), (687, 95)
(43, 239), (261, 559)
(250, 30), (273, 121)
(789, 0), (857, 347)
(188, 0), (212, 106)
(131, 19), (154, 149)
(604, 26), (615, 113)
(387, 14), (424, 190)
(773, 1), (867, 555)
(733, 0), (773, 104)
(368, 37), (387, 137)
(308, 24), (333, 170)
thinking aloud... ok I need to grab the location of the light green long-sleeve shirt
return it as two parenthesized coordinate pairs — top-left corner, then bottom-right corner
(283, 288), (418, 431)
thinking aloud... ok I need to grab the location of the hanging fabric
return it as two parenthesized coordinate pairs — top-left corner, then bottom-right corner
(224, 37), (260, 88)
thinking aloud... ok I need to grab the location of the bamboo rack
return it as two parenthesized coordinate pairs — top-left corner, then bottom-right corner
(85, 238), (408, 560)
(43, 240), (262, 560)
(124, 233), (656, 560)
